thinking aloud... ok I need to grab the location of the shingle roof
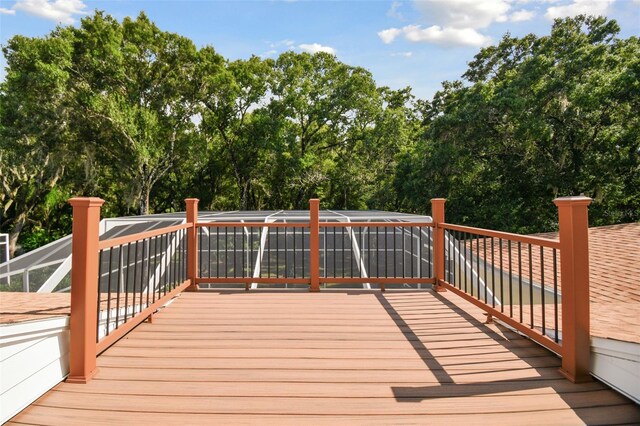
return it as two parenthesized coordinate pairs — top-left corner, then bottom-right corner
(540, 222), (640, 343)
(0, 293), (70, 324)
(454, 222), (640, 344)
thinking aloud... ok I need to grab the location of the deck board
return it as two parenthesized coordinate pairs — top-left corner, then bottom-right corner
(9, 290), (640, 425)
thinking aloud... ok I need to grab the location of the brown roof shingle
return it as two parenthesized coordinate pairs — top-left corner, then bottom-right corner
(542, 222), (640, 343)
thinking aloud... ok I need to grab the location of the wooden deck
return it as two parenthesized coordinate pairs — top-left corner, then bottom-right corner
(9, 290), (640, 425)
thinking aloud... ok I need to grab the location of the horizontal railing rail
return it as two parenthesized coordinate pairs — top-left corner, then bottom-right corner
(196, 222), (308, 228)
(320, 221), (433, 228)
(441, 223), (561, 249)
(98, 223), (192, 250)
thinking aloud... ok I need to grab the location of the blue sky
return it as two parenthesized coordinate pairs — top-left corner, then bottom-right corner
(1, 0), (639, 100)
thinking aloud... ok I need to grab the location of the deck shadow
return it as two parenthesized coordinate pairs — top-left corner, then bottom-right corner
(378, 291), (635, 424)
(375, 292), (453, 384)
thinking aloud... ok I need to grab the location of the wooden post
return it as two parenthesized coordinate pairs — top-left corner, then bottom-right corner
(431, 198), (447, 292)
(67, 197), (104, 384)
(554, 196), (592, 383)
(309, 199), (320, 292)
(185, 198), (199, 292)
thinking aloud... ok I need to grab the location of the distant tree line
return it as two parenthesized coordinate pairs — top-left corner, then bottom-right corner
(1, 12), (637, 256)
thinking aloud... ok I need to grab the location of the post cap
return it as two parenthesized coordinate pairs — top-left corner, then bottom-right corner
(69, 197), (105, 207)
(309, 198), (320, 205)
(431, 198), (447, 204)
(553, 196), (592, 207)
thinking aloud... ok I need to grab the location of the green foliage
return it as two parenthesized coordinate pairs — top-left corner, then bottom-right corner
(1, 12), (637, 256)
(18, 226), (64, 252)
(71, 12), (200, 215)
(396, 15), (639, 233)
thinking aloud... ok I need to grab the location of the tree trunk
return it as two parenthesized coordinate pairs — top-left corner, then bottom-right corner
(239, 180), (250, 211)
(8, 212), (27, 258)
(139, 183), (151, 215)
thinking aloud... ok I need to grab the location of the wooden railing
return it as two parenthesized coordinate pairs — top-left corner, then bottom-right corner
(193, 200), (434, 291)
(67, 195), (591, 384)
(67, 198), (192, 383)
(440, 223), (562, 354)
(95, 223), (190, 354)
(431, 197), (592, 383)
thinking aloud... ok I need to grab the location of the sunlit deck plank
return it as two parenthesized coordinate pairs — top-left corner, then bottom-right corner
(13, 407), (639, 426)
(9, 291), (640, 425)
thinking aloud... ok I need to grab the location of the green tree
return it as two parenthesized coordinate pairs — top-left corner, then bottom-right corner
(269, 51), (380, 208)
(197, 52), (275, 210)
(397, 16), (639, 232)
(0, 29), (76, 255)
(70, 12), (199, 214)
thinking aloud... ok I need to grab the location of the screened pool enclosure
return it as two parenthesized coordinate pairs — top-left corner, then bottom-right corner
(1, 210), (435, 292)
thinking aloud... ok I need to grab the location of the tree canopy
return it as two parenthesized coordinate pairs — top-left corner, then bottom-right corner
(395, 16), (639, 233)
(1, 12), (638, 256)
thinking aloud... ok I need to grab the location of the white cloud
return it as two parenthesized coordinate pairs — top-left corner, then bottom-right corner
(412, 0), (510, 29)
(387, 0), (404, 20)
(545, 0), (614, 20)
(0, 7), (16, 14)
(298, 43), (336, 55)
(515, 0), (559, 3)
(379, 24), (491, 47)
(379, 0), (536, 48)
(402, 24), (491, 47)
(378, 28), (402, 44)
(260, 49), (278, 58)
(392, 51), (413, 57)
(269, 39), (295, 48)
(263, 40), (295, 57)
(13, 0), (88, 24)
(510, 9), (536, 22)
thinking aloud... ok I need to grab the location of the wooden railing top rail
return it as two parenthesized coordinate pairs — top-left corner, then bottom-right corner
(98, 223), (192, 250)
(320, 221), (433, 228)
(196, 222), (307, 228)
(441, 223), (561, 249)
(196, 277), (309, 284)
(196, 221), (433, 228)
(319, 277), (435, 284)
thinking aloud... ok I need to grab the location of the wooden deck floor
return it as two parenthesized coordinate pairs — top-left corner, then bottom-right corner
(9, 290), (640, 425)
